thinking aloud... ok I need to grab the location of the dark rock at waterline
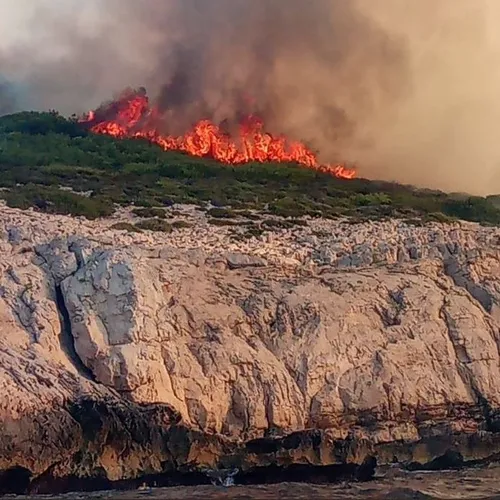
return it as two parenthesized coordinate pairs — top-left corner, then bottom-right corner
(0, 467), (32, 495)
(406, 450), (466, 472)
(3, 396), (500, 495)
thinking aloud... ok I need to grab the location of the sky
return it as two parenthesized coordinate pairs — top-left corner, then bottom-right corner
(0, 1), (76, 46)
(0, 1), (30, 43)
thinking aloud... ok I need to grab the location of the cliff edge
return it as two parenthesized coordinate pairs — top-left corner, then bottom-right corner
(1, 203), (500, 493)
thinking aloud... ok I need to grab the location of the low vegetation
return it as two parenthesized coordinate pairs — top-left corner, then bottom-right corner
(3, 184), (113, 219)
(131, 207), (167, 219)
(135, 219), (172, 233)
(171, 220), (193, 230)
(207, 219), (240, 227)
(230, 225), (265, 241)
(1, 111), (500, 225)
(110, 222), (143, 233)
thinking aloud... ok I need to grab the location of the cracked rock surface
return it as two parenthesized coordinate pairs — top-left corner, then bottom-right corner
(1, 203), (500, 492)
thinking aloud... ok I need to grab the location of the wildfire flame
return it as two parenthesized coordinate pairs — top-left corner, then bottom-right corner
(80, 89), (356, 179)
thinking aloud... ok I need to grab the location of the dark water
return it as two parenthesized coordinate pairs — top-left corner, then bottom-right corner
(7, 465), (500, 500)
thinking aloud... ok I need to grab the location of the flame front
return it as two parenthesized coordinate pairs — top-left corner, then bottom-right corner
(81, 90), (356, 179)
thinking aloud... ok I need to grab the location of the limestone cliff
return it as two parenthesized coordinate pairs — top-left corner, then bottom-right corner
(1, 202), (500, 493)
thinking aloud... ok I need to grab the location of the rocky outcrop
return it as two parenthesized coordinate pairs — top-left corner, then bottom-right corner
(1, 203), (500, 493)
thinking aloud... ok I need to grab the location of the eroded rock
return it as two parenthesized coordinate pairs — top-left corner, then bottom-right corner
(1, 204), (500, 492)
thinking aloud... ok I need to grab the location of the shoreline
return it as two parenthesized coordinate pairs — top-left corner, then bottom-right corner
(4, 463), (500, 499)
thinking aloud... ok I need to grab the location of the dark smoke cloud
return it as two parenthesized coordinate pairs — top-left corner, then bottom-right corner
(1, 0), (500, 194)
(147, 0), (409, 146)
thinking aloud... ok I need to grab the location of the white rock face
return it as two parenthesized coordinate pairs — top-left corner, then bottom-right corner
(59, 248), (500, 441)
(1, 202), (500, 479)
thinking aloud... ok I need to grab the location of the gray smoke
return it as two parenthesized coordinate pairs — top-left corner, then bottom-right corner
(0, 80), (20, 115)
(1, 0), (500, 194)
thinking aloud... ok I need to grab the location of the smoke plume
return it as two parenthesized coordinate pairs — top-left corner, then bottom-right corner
(1, 0), (500, 194)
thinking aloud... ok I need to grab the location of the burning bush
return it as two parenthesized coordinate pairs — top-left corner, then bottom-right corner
(80, 89), (356, 180)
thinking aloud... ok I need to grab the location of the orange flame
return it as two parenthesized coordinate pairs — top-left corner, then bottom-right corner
(81, 90), (356, 179)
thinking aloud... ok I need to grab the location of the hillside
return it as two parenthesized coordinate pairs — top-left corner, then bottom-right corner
(1, 111), (500, 224)
(2, 112), (500, 494)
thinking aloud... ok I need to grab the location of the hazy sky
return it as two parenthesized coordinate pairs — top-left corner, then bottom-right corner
(0, 1), (32, 47)
(0, 1), (67, 45)
(0, 1), (102, 51)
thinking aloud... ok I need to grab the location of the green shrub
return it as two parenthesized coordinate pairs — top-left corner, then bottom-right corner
(172, 220), (193, 229)
(235, 210), (261, 220)
(110, 222), (143, 233)
(129, 198), (154, 208)
(135, 219), (172, 233)
(207, 219), (240, 227)
(207, 207), (238, 219)
(442, 197), (500, 224)
(352, 193), (392, 207)
(424, 212), (457, 224)
(132, 207), (167, 219)
(1, 185), (114, 219)
(242, 226), (265, 239)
